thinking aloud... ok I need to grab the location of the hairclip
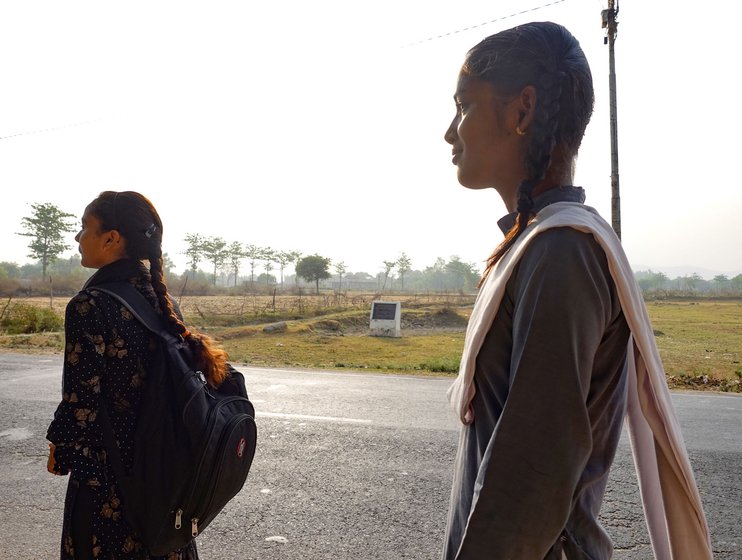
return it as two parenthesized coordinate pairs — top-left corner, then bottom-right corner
(145, 223), (158, 238)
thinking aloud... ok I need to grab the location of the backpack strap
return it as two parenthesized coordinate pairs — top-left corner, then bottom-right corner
(94, 282), (174, 341)
(93, 282), (174, 506)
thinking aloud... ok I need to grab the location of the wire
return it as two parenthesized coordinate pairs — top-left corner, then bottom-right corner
(0, 117), (109, 141)
(402, 0), (569, 47)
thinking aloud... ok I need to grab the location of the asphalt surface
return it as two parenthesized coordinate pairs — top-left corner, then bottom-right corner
(0, 353), (740, 559)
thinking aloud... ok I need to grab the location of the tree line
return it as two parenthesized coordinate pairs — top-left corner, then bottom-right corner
(635, 270), (742, 295)
(181, 233), (479, 294)
(8, 202), (481, 295)
(8, 202), (742, 297)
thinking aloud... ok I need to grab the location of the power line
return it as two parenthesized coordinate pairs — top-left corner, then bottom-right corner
(402, 0), (568, 48)
(0, 117), (109, 142)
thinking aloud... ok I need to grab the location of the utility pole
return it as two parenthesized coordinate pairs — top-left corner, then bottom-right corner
(602, 0), (621, 239)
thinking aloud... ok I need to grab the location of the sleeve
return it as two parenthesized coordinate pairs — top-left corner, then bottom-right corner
(46, 292), (108, 481)
(456, 228), (618, 559)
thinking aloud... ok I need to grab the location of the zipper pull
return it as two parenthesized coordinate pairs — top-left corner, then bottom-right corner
(175, 509), (182, 529)
(191, 517), (199, 537)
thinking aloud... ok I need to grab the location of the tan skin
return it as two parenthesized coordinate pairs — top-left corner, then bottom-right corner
(444, 75), (573, 211)
(47, 207), (128, 475)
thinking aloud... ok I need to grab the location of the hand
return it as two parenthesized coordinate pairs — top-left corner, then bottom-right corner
(47, 443), (59, 475)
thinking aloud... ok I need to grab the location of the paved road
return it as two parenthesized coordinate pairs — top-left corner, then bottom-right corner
(0, 353), (740, 559)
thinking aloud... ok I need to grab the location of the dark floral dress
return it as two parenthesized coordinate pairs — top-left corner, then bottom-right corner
(47, 259), (198, 560)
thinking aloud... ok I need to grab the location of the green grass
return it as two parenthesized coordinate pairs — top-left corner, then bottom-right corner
(645, 301), (742, 391)
(2, 298), (740, 391)
(220, 326), (465, 375)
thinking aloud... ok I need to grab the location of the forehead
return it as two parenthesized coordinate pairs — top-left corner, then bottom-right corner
(455, 75), (497, 98)
(81, 206), (103, 227)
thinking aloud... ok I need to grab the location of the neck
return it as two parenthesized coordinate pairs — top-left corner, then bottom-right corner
(501, 159), (575, 212)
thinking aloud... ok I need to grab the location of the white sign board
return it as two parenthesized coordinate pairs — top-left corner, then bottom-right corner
(369, 301), (401, 337)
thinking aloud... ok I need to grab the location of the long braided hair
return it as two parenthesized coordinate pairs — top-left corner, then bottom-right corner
(89, 191), (229, 386)
(465, 22), (595, 283)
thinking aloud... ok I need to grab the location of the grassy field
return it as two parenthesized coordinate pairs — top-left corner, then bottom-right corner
(2, 294), (740, 391)
(643, 300), (742, 390)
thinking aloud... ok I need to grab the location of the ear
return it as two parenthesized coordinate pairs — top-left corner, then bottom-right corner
(104, 229), (121, 246)
(105, 229), (129, 259)
(514, 85), (537, 133)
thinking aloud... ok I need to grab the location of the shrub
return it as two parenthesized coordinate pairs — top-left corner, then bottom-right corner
(419, 357), (460, 373)
(0, 302), (64, 334)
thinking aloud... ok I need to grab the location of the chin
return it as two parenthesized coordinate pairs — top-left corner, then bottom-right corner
(79, 257), (97, 270)
(456, 170), (494, 191)
(457, 176), (493, 191)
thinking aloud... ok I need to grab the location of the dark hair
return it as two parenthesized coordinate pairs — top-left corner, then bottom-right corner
(89, 191), (229, 385)
(465, 22), (595, 282)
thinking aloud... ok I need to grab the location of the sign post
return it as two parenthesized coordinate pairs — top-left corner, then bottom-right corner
(369, 301), (401, 337)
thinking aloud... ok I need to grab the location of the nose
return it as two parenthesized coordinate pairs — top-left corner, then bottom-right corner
(444, 115), (458, 145)
(75, 231), (81, 242)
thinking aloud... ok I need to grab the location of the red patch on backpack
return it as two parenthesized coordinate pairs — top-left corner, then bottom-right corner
(236, 437), (247, 458)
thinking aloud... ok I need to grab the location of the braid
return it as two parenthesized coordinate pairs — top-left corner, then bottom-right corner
(479, 71), (565, 285)
(524, 70), (564, 181)
(149, 251), (188, 337)
(149, 250), (229, 387)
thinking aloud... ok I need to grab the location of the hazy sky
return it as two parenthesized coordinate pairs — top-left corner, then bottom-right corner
(2, 0), (741, 279)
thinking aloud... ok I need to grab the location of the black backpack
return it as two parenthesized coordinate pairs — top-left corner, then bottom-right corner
(94, 282), (257, 555)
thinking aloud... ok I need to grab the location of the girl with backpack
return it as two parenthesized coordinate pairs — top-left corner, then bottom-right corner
(441, 22), (711, 559)
(47, 191), (229, 559)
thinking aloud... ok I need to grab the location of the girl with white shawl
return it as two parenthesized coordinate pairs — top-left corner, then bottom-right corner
(441, 21), (711, 560)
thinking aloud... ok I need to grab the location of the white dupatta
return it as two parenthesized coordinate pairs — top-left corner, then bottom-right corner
(447, 202), (713, 560)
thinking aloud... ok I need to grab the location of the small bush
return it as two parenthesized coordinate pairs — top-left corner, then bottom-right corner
(0, 303), (64, 334)
(419, 358), (460, 373)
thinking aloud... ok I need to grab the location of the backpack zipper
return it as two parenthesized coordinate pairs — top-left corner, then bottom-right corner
(191, 517), (199, 537)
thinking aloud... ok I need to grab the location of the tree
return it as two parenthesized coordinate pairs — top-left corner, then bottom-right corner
(396, 253), (412, 291)
(243, 244), (262, 284)
(201, 236), (228, 286)
(334, 261), (347, 291)
(636, 269), (669, 293)
(261, 247), (276, 287)
(256, 272), (277, 285)
(295, 254), (331, 295)
(712, 274), (729, 293)
(381, 260), (396, 291)
(0, 262), (22, 279)
(162, 253), (176, 276)
(226, 241), (245, 286)
(423, 257), (447, 291)
(183, 233), (204, 278)
(16, 202), (76, 280)
(275, 250), (301, 287)
(687, 272), (703, 292)
(445, 256), (479, 292)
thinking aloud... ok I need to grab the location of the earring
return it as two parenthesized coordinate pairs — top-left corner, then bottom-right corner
(515, 125), (526, 136)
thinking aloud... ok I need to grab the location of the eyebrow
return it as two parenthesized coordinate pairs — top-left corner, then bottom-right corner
(453, 87), (469, 101)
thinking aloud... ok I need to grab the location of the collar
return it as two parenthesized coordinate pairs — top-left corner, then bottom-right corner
(496, 186), (586, 234)
(83, 258), (151, 290)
